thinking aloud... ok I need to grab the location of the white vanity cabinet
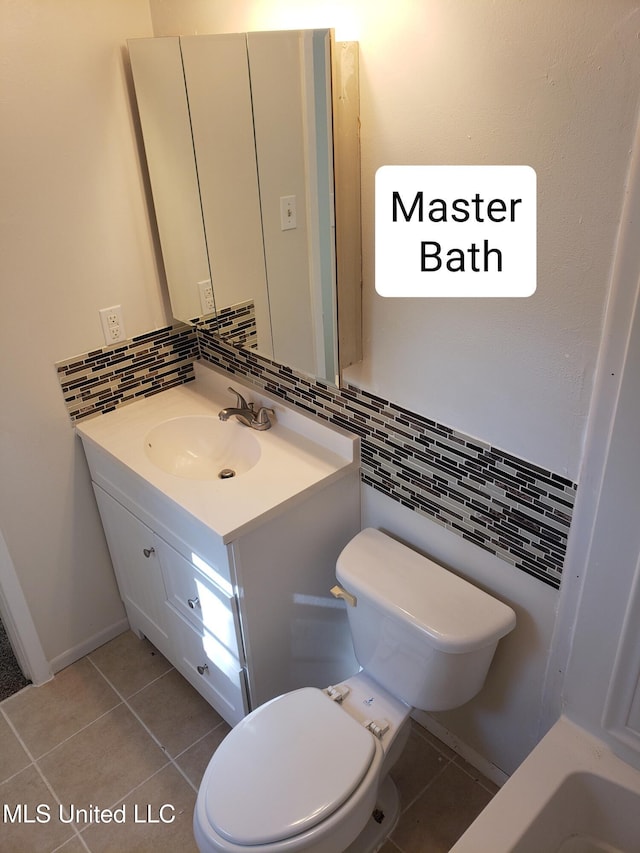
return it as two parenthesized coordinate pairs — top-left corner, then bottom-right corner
(78, 376), (361, 727)
(91, 480), (250, 725)
(90, 472), (359, 726)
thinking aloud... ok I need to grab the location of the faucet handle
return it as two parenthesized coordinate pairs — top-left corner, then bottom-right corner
(227, 386), (250, 411)
(254, 407), (274, 428)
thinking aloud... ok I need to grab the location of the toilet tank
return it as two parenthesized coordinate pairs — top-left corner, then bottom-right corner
(335, 529), (516, 711)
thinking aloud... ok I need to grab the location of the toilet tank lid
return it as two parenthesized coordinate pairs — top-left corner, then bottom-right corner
(336, 529), (516, 653)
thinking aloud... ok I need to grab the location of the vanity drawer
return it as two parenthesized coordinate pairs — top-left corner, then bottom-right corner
(167, 607), (248, 727)
(159, 541), (243, 661)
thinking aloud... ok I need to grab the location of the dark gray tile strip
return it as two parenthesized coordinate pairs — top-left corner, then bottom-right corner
(198, 330), (574, 588)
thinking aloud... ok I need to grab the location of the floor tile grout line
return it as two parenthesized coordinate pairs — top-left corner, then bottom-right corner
(478, 778), (499, 795)
(394, 753), (496, 827)
(86, 651), (175, 702)
(0, 761), (34, 788)
(451, 754), (502, 795)
(397, 758), (454, 817)
(88, 650), (229, 771)
(85, 656), (202, 793)
(75, 760), (174, 829)
(0, 704), (33, 785)
(171, 718), (227, 762)
(0, 705), (91, 852)
(388, 757), (497, 853)
(409, 721), (499, 795)
(28, 700), (124, 763)
(51, 835), (91, 853)
(0, 703), (37, 764)
(409, 720), (457, 761)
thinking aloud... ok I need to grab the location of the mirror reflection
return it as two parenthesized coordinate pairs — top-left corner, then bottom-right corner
(128, 29), (360, 386)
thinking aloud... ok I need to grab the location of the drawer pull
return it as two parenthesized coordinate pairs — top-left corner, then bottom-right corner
(197, 663), (209, 675)
(187, 596), (200, 610)
(143, 547), (155, 558)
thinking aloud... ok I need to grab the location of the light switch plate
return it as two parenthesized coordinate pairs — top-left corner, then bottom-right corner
(280, 195), (297, 231)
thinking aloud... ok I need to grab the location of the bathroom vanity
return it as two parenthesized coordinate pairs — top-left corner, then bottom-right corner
(76, 365), (360, 725)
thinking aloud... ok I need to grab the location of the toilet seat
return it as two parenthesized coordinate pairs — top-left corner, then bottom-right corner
(195, 687), (384, 852)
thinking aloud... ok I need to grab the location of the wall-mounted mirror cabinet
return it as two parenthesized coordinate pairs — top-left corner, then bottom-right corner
(128, 29), (361, 386)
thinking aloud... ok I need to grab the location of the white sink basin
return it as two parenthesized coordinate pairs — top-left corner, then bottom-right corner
(144, 415), (261, 480)
(77, 365), (358, 541)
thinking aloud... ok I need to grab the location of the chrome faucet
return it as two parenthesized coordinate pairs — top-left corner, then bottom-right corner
(218, 387), (274, 431)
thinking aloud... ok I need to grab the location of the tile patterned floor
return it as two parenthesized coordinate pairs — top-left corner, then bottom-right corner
(0, 631), (496, 852)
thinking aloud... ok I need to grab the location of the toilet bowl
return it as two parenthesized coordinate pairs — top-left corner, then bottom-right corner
(194, 528), (516, 853)
(194, 678), (406, 853)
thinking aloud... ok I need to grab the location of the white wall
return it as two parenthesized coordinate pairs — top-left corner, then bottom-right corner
(558, 125), (640, 765)
(149, 0), (640, 481)
(148, 0), (640, 775)
(0, 0), (164, 666)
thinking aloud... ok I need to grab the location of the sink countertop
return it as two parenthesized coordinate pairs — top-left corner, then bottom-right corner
(76, 362), (359, 543)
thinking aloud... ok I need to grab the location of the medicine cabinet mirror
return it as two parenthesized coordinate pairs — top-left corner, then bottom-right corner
(128, 29), (361, 386)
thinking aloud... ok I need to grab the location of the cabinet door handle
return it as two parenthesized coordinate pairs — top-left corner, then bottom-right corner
(197, 664), (209, 675)
(187, 596), (200, 610)
(143, 547), (155, 558)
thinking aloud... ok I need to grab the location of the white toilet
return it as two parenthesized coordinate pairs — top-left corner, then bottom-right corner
(194, 528), (516, 853)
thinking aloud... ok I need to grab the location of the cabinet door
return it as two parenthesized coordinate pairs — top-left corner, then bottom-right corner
(93, 485), (170, 655)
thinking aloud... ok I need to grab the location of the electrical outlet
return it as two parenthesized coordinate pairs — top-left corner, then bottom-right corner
(280, 195), (297, 231)
(198, 279), (215, 315)
(99, 305), (125, 344)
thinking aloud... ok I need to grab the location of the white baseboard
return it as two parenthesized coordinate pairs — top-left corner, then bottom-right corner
(49, 618), (130, 674)
(412, 709), (509, 787)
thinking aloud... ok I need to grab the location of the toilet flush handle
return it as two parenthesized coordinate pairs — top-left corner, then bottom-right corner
(330, 584), (357, 607)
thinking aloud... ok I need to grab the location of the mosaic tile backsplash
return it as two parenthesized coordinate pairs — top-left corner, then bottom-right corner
(213, 299), (258, 350)
(57, 323), (575, 589)
(56, 324), (198, 421)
